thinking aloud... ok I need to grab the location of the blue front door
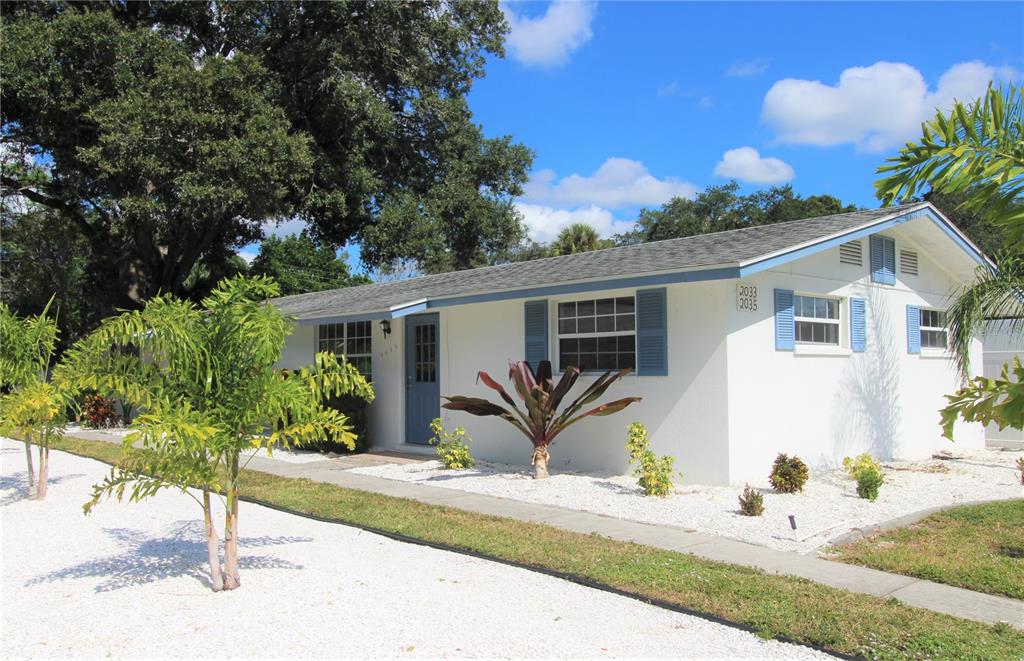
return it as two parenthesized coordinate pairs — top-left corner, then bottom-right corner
(405, 314), (440, 445)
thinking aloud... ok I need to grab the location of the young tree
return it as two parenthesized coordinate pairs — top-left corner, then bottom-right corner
(58, 276), (374, 591)
(0, 299), (66, 499)
(250, 235), (368, 296)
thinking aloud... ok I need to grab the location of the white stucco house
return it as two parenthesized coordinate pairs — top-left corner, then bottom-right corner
(272, 201), (992, 485)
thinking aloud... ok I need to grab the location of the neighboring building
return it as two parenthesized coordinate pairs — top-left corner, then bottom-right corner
(272, 202), (990, 485)
(983, 326), (1024, 449)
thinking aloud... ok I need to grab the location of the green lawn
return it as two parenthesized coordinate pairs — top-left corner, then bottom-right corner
(13, 433), (1024, 660)
(829, 499), (1024, 600)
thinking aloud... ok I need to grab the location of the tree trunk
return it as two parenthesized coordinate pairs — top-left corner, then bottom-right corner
(23, 431), (36, 498)
(532, 445), (550, 480)
(203, 490), (225, 592)
(222, 452), (241, 590)
(35, 442), (49, 500)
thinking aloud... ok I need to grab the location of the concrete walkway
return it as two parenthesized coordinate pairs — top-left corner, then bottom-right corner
(67, 429), (1023, 629)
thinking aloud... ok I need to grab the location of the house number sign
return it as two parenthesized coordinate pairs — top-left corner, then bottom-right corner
(736, 283), (758, 311)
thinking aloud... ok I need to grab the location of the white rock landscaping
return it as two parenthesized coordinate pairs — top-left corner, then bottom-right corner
(1, 439), (833, 659)
(350, 448), (1024, 554)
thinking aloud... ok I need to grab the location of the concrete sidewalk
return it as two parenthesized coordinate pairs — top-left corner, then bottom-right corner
(70, 429), (1023, 629)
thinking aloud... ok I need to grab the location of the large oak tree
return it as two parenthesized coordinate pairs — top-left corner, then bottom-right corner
(1, 1), (532, 313)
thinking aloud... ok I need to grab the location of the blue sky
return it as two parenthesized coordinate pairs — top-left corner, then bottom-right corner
(256, 1), (1024, 266)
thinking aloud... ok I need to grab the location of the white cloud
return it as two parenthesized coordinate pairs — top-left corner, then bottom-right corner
(713, 147), (795, 185)
(262, 217), (306, 239)
(726, 58), (770, 78)
(502, 1), (596, 68)
(514, 202), (634, 243)
(522, 158), (698, 210)
(237, 249), (258, 265)
(762, 60), (1020, 152)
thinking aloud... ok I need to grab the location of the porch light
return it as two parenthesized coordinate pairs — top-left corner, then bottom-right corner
(380, 319), (391, 337)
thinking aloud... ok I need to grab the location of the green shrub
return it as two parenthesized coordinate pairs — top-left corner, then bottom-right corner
(626, 422), (676, 497)
(842, 452), (885, 501)
(738, 484), (765, 516)
(1017, 457), (1024, 486)
(769, 453), (808, 493)
(429, 418), (474, 469)
(855, 466), (885, 501)
(306, 393), (371, 453)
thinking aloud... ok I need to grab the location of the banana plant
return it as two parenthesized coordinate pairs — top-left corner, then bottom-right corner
(443, 360), (641, 478)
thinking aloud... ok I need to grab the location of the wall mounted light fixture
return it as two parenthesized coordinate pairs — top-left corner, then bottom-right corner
(379, 319), (391, 338)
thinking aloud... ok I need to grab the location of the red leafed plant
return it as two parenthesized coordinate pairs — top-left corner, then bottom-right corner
(83, 393), (120, 429)
(442, 360), (641, 479)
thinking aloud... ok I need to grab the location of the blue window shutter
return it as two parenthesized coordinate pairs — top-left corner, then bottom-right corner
(774, 289), (795, 350)
(870, 235), (896, 284)
(524, 300), (548, 366)
(850, 298), (867, 352)
(636, 288), (667, 375)
(883, 237), (896, 284)
(906, 305), (921, 354)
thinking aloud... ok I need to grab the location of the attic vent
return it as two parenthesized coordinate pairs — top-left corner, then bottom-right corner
(839, 240), (863, 266)
(900, 249), (919, 276)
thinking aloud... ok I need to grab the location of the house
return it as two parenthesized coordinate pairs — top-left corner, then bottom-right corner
(272, 201), (990, 485)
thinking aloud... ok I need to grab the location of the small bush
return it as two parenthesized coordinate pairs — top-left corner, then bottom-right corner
(82, 393), (120, 428)
(769, 453), (808, 493)
(842, 452), (882, 480)
(738, 484), (765, 516)
(1017, 457), (1024, 486)
(856, 467), (885, 502)
(429, 418), (474, 470)
(843, 452), (885, 501)
(626, 422), (676, 497)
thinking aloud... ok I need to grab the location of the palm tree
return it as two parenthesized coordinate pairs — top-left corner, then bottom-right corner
(876, 84), (1024, 437)
(551, 223), (606, 255)
(876, 83), (1023, 248)
(58, 275), (374, 591)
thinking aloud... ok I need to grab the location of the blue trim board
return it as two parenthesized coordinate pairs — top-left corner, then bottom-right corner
(294, 205), (989, 323)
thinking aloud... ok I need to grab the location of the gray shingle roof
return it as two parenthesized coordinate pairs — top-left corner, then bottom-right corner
(272, 203), (928, 320)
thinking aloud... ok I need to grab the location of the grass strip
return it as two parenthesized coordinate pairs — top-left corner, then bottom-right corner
(15, 434), (1024, 660)
(828, 500), (1024, 600)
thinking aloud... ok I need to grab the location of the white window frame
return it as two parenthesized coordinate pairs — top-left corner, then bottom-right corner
(919, 308), (948, 351)
(317, 321), (373, 381)
(793, 293), (842, 347)
(555, 296), (637, 372)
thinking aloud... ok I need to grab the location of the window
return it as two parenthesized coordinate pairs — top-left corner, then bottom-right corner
(793, 294), (840, 345)
(919, 309), (947, 349)
(839, 240), (862, 266)
(557, 297), (635, 371)
(317, 321), (373, 381)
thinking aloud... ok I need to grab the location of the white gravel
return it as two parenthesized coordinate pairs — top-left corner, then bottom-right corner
(243, 446), (335, 465)
(1, 439), (833, 660)
(351, 448), (1024, 554)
